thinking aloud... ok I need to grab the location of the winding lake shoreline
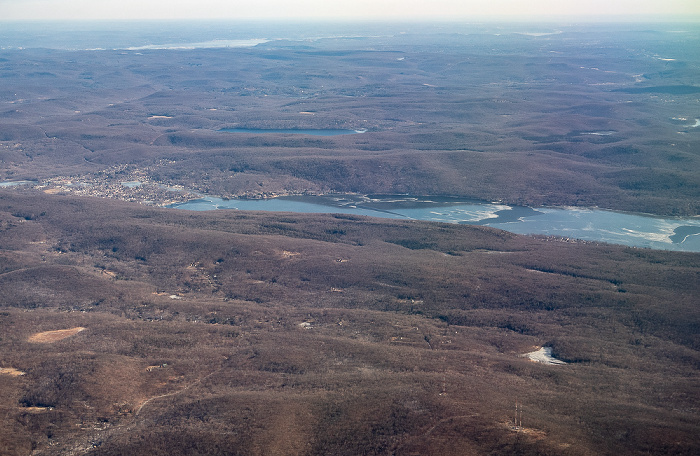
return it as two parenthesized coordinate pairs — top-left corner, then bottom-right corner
(168, 194), (700, 252)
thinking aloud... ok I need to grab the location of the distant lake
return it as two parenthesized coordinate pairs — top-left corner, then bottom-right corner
(126, 39), (269, 51)
(219, 128), (367, 136)
(168, 194), (700, 252)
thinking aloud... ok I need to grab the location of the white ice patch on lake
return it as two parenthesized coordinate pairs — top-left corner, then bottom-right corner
(581, 131), (615, 136)
(516, 31), (563, 37)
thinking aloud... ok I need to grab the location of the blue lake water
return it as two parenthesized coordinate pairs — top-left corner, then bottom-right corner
(126, 39), (269, 51)
(219, 128), (367, 136)
(168, 195), (700, 252)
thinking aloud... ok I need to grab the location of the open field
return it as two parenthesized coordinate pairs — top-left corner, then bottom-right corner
(0, 191), (698, 455)
(27, 327), (86, 344)
(0, 367), (26, 377)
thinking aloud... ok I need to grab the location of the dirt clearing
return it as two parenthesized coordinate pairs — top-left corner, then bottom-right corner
(0, 367), (26, 376)
(28, 327), (86, 343)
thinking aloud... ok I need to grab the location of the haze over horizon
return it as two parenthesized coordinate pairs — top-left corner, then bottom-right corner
(1, 0), (699, 22)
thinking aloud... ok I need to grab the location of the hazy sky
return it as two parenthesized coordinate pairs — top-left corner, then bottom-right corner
(1, 0), (699, 21)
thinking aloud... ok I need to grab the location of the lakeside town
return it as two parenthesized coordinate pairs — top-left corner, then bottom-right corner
(2, 163), (202, 207)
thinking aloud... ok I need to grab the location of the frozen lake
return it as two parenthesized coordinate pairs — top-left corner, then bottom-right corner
(169, 194), (700, 252)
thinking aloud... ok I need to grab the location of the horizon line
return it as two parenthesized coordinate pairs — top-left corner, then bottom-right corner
(1, 15), (700, 24)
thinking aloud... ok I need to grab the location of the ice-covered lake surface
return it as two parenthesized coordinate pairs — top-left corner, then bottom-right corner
(0, 181), (38, 187)
(218, 128), (366, 136)
(168, 194), (700, 252)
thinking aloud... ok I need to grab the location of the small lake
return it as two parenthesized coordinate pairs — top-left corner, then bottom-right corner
(219, 128), (367, 136)
(0, 180), (38, 187)
(169, 194), (700, 252)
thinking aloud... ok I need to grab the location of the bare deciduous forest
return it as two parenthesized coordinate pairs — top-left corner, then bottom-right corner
(0, 22), (699, 455)
(0, 192), (698, 455)
(1, 23), (699, 214)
